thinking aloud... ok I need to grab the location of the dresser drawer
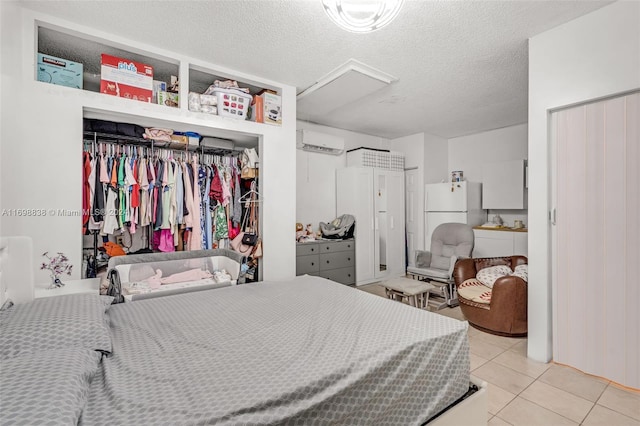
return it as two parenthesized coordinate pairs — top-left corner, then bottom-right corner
(319, 267), (355, 285)
(296, 243), (320, 256)
(319, 251), (354, 270)
(296, 254), (320, 275)
(318, 240), (355, 254)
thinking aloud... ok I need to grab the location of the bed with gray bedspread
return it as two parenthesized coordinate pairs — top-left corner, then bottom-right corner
(80, 275), (470, 425)
(0, 275), (469, 425)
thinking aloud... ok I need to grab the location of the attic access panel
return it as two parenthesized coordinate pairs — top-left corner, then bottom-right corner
(297, 59), (397, 119)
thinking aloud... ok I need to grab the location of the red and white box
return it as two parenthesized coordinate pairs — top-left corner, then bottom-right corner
(100, 54), (153, 103)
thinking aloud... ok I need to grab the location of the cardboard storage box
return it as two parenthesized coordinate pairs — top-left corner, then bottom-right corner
(158, 91), (179, 108)
(37, 53), (83, 89)
(261, 92), (282, 126)
(100, 54), (153, 103)
(152, 80), (167, 103)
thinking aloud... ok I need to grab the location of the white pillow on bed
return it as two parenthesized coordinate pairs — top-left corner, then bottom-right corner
(0, 293), (113, 359)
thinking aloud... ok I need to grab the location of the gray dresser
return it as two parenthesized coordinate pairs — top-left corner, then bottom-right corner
(296, 239), (355, 285)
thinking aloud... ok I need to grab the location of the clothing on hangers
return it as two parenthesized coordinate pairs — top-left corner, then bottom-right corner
(83, 138), (247, 255)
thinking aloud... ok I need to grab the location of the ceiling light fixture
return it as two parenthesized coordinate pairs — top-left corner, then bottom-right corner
(322, 0), (404, 33)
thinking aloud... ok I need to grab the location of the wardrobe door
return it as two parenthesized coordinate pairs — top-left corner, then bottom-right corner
(374, 170), (388, 280)
(385, 171), (406, 278)
(551, 92), (639, 388)
(337, 167), (374, 285)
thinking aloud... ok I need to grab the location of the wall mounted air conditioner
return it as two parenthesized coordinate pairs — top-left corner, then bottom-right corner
(296, 130), (345, 155)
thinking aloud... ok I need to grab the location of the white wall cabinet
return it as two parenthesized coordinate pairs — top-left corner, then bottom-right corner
(482, 160), (526, 209)
(473, 228), (528, 258)
(337, 167), (405, 285)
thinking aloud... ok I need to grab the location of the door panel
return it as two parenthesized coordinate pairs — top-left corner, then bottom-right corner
(551, 92), (640, 388)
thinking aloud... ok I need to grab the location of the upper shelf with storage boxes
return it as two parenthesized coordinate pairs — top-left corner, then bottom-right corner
(36, 25), (282, 126)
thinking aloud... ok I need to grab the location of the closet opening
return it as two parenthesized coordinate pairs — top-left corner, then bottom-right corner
(80, 114), (261, 287)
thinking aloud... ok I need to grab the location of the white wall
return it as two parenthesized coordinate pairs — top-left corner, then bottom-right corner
(1, 7), (297, 285)
(393, 133), (424, 170)
(296, 120), (389, 231)
(424, 133), (448, 183)
(528, 0), (640, 362)
(0, 1), (22, 219)
(448, 124), (528, 182)
(392, 133), (425, 258)
(448, 124), (528, 226)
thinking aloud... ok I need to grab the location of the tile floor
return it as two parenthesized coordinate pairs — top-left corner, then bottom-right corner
(358, 283), (640, 425)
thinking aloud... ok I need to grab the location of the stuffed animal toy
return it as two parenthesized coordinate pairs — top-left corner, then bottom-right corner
(296, 223), (306, 241)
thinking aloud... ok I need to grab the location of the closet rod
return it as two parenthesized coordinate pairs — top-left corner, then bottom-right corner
(83, 131), (241, 157)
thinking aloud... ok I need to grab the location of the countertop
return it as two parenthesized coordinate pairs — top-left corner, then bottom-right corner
(473, 226), (528, 233)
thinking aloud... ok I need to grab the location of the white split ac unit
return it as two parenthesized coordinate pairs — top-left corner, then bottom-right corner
(296, 130), (345, 155)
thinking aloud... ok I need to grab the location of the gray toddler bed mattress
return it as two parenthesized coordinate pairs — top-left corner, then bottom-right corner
(79, 275), (470, 425)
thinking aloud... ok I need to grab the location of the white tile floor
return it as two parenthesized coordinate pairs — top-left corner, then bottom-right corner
(358, 283), (640, 425)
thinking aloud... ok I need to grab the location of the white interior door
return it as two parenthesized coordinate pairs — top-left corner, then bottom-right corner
(405, 168), (420, 266)
(551, 92), (639, 388)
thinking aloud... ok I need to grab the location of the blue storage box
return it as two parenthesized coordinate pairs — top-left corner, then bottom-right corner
(37, 53), (83, 89)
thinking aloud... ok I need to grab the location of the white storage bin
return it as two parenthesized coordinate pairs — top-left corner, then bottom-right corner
(347, 148), (405, 171)
(213, 88), (252, 119)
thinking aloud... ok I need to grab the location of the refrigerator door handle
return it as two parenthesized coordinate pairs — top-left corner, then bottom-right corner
(390, 215), (394, 229)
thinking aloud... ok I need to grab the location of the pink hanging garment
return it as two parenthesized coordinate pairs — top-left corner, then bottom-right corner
(188, 156), (202, 250)
(158, 228), (175, 252)
(152, 230), (162, 251)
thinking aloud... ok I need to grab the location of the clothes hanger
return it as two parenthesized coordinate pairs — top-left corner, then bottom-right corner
(240, 180), (261, 203)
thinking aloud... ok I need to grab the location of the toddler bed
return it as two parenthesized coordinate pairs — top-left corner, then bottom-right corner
(0, 238), (486, 425)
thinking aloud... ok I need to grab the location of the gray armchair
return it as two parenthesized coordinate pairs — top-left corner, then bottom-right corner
(407, 223), (474, 309)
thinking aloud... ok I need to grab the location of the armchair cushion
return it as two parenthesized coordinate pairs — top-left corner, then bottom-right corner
(477, 265), (513, 288)
(458, 278), (491, 304)
(431, 254), (451, 271)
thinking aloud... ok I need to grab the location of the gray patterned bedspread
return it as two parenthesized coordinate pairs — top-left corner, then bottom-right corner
(81, 275), (470, 425)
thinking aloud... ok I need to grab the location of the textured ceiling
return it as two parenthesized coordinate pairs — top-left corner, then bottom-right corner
(22, 0), (612, 139)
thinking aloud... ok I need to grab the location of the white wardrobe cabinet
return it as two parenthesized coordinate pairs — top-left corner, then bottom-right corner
(337, 167), (405, 285)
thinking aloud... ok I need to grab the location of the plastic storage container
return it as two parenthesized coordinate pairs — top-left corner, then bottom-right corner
(213, 88), (252, 119)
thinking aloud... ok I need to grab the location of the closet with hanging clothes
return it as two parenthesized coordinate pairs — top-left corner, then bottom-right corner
(81, 118), (261, 282)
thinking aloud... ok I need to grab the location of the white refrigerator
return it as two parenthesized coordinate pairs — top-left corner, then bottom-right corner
(424, 181), (486, 250)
